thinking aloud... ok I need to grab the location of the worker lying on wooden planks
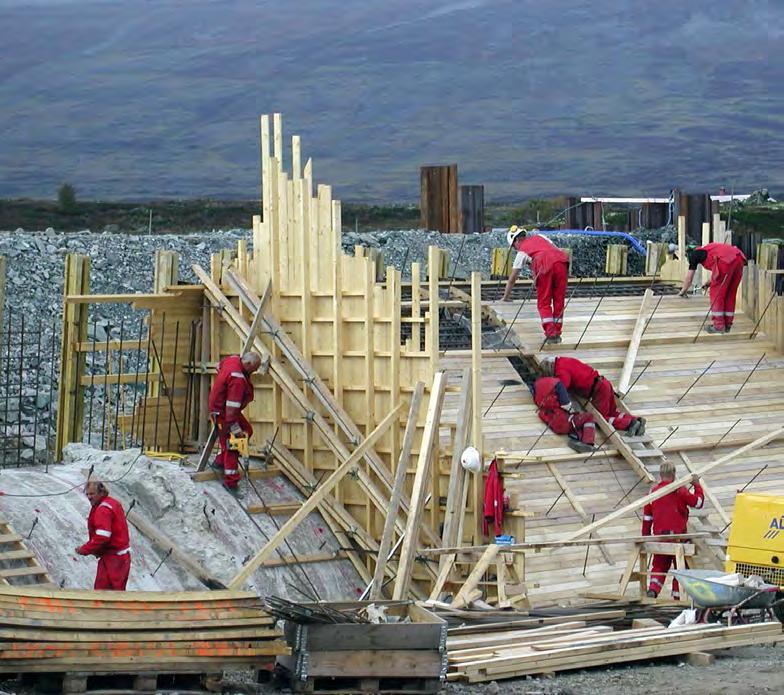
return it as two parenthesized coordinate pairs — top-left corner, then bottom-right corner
(503, 226), (570, 344)
(669, 242), (747, 334)
(540, 355), (646, 436)
(641, 461), (704, 600)
(208, 352), (263, 492)
(75, 481), (131, 590)
(531, 376), (596, 453)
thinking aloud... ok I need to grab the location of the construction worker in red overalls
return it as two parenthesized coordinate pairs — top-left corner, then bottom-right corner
(208, 352), (263, 491)
(672, 242), (746, 334)
(641, 461), (704, 600)
(541, 355), (646, 436)
(503, 227), (570, 344)
(532, 376), (596, 453)
(75, 481), (131, 590)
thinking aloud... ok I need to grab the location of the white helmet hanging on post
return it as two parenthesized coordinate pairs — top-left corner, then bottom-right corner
(460, 446), (482, 473)
(507, 225), (526, 248)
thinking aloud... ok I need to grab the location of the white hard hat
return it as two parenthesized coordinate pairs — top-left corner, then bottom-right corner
(460, 446), (482, 474)
(540, 355), (556, 377)
(507, 225), (526, 247)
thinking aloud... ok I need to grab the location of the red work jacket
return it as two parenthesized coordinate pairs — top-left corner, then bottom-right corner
(533, 377), (561, 410)
(641, 481), (704, 536)
(517, 235), (569, 276)
(78, 496), (130, 557)
(553, 356), (598, 396)
(208, 355), (254, 425)
(697, 243), (746, 272)
(483, 459), (504, 537)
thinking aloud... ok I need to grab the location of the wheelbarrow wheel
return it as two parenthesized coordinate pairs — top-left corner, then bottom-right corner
(773, 593), (784, 623)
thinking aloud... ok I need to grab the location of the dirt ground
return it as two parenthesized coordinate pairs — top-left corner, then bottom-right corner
(0, 643), (781, 693)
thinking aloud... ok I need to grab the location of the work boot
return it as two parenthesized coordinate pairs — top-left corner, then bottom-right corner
(636, 417), (646, 435)
(567, 437), (594, 454)
(543, 336), (558, 345)
(210, 460), (224, 472)
(724, 326), (732, 333)
(222, 482), (241, 496)
(625, 420), (640, 437)
(553, 336), (562, 344)
(705, 325), (724, 334)
(646, 589), (657, 599)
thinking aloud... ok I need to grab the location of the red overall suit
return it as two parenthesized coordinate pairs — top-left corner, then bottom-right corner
(76, 495), (131, 590)
(515, 235), (569, 338)
(698, 243), (746, 331)
(641, 480), (704, 598)
(553, 356), (634, 430)
(208, 355), (255, 488)
(533, 377), (595, 445)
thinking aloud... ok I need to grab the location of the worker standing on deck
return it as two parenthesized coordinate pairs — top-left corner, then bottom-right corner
(75, 481), (131, 590)
(502, 227), (570, 344)
(641, 462), (704, 600)
(671, 242), (746, 334)
(540, 356), (646, 436)
(531, 376), (596, 453)
(208, 352), (263, 491)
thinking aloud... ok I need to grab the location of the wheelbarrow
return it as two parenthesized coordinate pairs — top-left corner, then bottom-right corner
(670, 569), (784, 626)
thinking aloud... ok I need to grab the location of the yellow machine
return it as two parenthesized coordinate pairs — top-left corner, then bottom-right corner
(228, 433), (249, 458)
(726, 492), (784, 619)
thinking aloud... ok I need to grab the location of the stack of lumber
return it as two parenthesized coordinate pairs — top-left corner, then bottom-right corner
(447, 619), (782, 682)
(0, 586), (289, 674)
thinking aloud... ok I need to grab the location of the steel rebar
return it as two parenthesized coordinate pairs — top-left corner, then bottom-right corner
(734, 352), (766, 400)
(675, 360), (715, 404)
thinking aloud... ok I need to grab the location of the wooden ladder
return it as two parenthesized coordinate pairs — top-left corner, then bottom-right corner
(0, 518), (53, 587)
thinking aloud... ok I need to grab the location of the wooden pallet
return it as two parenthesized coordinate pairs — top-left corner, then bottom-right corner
(0, 517), (53, 587)
(22, 669), (223, 694)
(291, 674), (442, 694)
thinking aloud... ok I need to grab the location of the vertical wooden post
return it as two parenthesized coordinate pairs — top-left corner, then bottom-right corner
(410, 262), (421, 351)
(470, 271), (484, 544)
(427, 247), (440, 373)
(460, 185), (485, 234)
(153, 250), (179, 293)
(388, 266), (401, 471)
(420, 165), (459, 233)
(56, 253), (90, 460)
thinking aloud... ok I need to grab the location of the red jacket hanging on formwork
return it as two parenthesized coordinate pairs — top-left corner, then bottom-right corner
(483, 458), (504, 537)
(641, 477), (704, 599)
(76, 494), (131, 590)
(208, 355), (255, 489)
(532, 377), (595, 447)
(550, 356), (638, 432)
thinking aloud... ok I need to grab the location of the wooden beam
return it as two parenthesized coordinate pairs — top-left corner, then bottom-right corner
(565, 427), (784, 541)
(470, 271), (484, 545)
(392, 372), (447, 599)
(369, 381), (425, 600)
(583, 405), (654, 483)
(451, 545), (500, 609)
(228, 403), (405, 589)
(618, 289), (653, 393)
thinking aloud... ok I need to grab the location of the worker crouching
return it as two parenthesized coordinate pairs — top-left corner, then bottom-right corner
(503, 227), (570, 344)
(208, 352), (264, 492)
(641, 462), (704, 600)
(541, 356), (646, 436)
(532, 376), (596, 453)
(75, 481), (131, 590)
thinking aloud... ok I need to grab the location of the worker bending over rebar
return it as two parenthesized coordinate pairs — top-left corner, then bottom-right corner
(642, 462), (704, 600)
(670, 241), (747, 334)
(208, 352), (264, 492)
(75, 481), (131, 590)
(503, 226), (569, 344)
(540, 356), (646, 436)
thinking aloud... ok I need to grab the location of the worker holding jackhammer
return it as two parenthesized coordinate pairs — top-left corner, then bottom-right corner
(75, 481), (131, 590)
(503, 226), (570, 344)
(540, 355), (646, 436)
(208, 352), (264, 492)
(642, 461), (704, 600)
(669, 242), (746, 334)
(531, 376), (596, 453)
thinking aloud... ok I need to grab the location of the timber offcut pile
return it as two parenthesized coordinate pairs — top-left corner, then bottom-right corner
(447, 619), (782, 682)
(0, 586), (288, 674)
